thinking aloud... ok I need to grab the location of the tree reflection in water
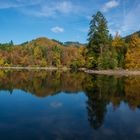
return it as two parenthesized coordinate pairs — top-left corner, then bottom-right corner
(0, 70), (140, 129)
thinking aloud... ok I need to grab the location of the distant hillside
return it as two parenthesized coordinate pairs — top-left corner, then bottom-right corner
(21, 37), (85, 48)
(51, 39), (86, 47)
(124, 31), (140, 43)
(64, 41), (86, 47)
(0, 36), (86, 67)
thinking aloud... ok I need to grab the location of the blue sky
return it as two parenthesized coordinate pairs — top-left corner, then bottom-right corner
(0, 0), (140, 44)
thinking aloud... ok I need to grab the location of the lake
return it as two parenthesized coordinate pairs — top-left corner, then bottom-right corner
(0, 70), (140, 140)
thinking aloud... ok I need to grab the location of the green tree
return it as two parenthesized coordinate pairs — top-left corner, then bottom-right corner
(87, 11), (109, 58)
(52, 46), (62, 67)
(87, 11), (116, 69)
(97, 49), (118, 69)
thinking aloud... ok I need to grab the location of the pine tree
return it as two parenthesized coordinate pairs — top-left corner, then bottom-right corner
(87, 11), (113, 69)
(87, 11), (109, 57)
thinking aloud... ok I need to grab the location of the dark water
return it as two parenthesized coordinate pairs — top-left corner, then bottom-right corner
(0, 70), (140, 140)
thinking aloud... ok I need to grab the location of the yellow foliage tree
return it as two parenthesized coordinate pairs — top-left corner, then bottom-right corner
(34, 47), (42, 59)
(0, 58), (5, 66)
(112, 33), (125, 49)
(129, 34), (140, 48)
(125, 35), (140, 69)
(112, 32), (126, 67)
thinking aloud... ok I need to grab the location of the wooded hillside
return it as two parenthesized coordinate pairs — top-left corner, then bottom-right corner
(0, 11), (140, 70)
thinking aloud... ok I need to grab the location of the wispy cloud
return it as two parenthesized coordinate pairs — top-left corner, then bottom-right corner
(51, 26), (64, 33)
(0, 0), (82, 17)
(30, 1), (76, 17)
(0, 0), (40, 9)
(55, 1), (74, 14)
(120, 3), (140, 35)
(102, 0), (119, 12)
(108, 1), (140, 37)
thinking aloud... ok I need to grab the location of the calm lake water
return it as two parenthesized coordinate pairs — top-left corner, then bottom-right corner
(0, 70), (140, 140)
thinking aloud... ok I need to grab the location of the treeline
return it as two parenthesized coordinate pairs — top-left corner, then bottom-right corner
(0, 11), (140, 69)
(0, 38), (86, 69)
(87, 11), (140, 69)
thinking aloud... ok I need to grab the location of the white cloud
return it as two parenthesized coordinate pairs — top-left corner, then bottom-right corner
(50, 101), (63, 108)
(108, 2), (140, 37)
(102, 0), (119, 12)
(56, 1), (73, 14)
(34, 1), (74, 17)
(0, 0), (80, 17)
(120, 3), (140, 36)
(51, 26), (64, 33)
(0, 0), (40, 9)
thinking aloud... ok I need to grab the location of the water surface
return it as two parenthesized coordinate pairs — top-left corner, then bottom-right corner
(0, 70), (140, 140)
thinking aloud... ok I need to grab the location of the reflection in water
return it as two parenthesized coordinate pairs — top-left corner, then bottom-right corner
(0, 70), (85, 96)
(0, 70), (140, 139)
(84, 76), (125, 129)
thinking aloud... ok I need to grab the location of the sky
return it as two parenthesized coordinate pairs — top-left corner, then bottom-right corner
(0, 0), (140, 44)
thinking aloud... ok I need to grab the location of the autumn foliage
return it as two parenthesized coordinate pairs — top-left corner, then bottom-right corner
(0, 11), (140, 70)
(125, 34), (140, 69)
(0, 37), (86, 68)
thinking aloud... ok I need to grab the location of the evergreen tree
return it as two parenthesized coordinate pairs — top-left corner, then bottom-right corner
(87, 11), (117, 69)
(10, 40), (14, 46)
(87, 11), (109, 57)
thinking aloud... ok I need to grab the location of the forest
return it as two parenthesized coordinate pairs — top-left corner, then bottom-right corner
(0, 11), (140, 70)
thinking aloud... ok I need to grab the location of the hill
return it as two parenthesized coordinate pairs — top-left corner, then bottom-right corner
(64, 41), (86, 47)
(22, 37), (64, 48)
(0, 37), (86, 68)
(124, 31), (140, 43)
(21, 37), (85, 48)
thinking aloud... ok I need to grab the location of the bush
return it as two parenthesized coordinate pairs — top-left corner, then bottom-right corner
(86, 56), (97, 69)
(70, 60), (79, 71)
(97, 51), (118, 69)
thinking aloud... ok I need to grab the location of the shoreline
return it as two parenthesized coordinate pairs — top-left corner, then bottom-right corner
(0, 66), (70, 71)
(85, 70), (140, 76)
(0, 67), (140, 76)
